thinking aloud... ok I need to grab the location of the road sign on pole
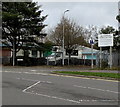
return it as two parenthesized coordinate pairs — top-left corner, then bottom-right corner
(98, 34), (113, 69)
(89, 39), (94, 69)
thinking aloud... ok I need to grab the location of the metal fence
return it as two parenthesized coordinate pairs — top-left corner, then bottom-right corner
(112, 51), (120, 67)
(96, 50), (120, 68)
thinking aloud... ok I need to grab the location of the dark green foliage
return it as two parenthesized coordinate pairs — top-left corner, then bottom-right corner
(99, 26), (115, 34)
(2, 2), (47, 65)
(116, 15), (120, 23)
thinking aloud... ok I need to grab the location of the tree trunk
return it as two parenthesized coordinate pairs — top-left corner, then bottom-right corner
(68, 53), (71, 65)
(12, 39), (16, 66)
(55, 51), (57, 65)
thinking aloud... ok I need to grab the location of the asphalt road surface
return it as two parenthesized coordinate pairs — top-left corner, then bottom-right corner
(2, 70), (119, 105)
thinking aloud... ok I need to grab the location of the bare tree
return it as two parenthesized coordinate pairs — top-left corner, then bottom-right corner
(48, 17), (88, 65)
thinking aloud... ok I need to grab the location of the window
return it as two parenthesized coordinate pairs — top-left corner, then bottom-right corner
(66, 50), (78, 56)
(72, 50), (78, 56)
(32, 50), (37, 57)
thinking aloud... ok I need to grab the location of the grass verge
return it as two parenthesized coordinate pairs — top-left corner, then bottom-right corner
(53, 71), (120, 79)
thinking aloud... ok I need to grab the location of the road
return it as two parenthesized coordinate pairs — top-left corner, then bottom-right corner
(2, 70), (119, 106)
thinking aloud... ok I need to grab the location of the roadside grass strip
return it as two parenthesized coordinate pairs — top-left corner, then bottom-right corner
(53, 71), (120, 79)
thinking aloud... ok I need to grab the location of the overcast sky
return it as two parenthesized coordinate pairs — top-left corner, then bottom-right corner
(33, 1), (119, 31)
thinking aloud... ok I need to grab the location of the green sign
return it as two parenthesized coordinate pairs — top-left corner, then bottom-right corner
(44, 51), (52, 57)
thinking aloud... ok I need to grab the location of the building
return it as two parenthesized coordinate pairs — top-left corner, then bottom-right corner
(47, 45), (99, 65)
(0, 42), (11, 65)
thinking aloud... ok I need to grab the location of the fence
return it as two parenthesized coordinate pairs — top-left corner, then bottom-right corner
(112, 51), (120, 67)
(96, 50), (120, 68)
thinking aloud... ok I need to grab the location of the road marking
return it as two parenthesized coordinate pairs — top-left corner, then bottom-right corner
(22, 79), (81, 104)
(31, 70), (37, 71)
(47, 74), (119, 82)
(74, 85), (119, 94)
(3, 71), (119, 82)
(3, 71), (48, 75)
(23, 90), (81, 104)
(17, 77), (52, 84)
(79, 99), (120, 102)
(23, 81), (40, 92)
(23, 90), (119, 103)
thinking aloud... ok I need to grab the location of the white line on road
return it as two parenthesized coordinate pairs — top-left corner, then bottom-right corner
(23, 81), (41, 92)
(74, 85), (119, 94)
(3, 71), (48, 75)
(23, 90), (81, 104)
(79, 99), (120, 102)
(22, 80), (81, 104)
(17, 77), (52, 83)
(31, 70), (37, 71)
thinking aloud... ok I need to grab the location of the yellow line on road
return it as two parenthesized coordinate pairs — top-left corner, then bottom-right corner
(49, 74), (119, 83)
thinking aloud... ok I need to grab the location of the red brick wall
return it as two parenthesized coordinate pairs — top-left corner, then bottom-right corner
(0, 48), (11, 57)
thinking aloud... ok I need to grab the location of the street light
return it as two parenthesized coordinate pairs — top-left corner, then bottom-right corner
(90, 28), (94, 69)
(62, 9), (69, 66)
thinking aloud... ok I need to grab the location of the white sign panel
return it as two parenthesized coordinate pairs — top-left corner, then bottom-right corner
(98, 34), (113, 47)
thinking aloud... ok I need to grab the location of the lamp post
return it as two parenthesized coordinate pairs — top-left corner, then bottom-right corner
(90, 28), (95, 69)
(62, 9), (69, 66)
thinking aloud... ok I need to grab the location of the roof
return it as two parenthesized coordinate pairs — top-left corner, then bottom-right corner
(82, 52), (97, 54)
(81, 46), (99, 53)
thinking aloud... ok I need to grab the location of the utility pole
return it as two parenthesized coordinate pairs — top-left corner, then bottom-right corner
(62, 9), (69, 66)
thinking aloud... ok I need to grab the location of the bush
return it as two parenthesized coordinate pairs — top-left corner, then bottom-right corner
(101, 60), (108, 69)
(49, 58), (96, 66)
(11, 56), (47, 66)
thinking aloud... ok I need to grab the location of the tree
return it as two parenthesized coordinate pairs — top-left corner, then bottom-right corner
(84, 25), (99, 49)
(116, 15), (120, 23)
(2, 2), (47, 66)
(99, 26), (115, 34)
(49, 17), (88, 65)
(116, 14), (120, 50)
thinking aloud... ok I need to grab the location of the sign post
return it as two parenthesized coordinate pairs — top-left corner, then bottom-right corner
(98, 34), (113, 69)
(100, 47), (102, 68)
(90, 39), (94, 69)
(110, 46), (112, 69)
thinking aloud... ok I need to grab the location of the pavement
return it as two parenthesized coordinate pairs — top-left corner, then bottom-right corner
(1, 66), (119, 105)
(2, 65), (119, 73)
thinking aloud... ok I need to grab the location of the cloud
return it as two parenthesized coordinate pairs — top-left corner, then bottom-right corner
(38, 2), (118, 31)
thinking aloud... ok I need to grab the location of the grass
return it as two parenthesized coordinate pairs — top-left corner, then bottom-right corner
(53, 71), (120, 79)
(90, 67), (120, 70)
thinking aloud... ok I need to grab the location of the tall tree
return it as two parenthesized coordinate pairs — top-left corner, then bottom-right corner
(2, 2), (47, 66)
(49, 17), (88, 65)
(116, 14), (120, 50)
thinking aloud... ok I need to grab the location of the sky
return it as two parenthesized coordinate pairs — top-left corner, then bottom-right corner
(33, 1), (119, 31)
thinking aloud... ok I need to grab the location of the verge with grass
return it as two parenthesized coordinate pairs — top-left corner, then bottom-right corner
(53, 71), (120, 79)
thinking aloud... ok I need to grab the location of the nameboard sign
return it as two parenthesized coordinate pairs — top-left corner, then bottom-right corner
(98, 34), (113, 47)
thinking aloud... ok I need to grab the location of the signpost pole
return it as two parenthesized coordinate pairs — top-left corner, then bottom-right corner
(110, 46), (112, 69)
(90, 39), (94, 69)
(47, 56), (49, 65)
(100, 47), (102, 69)
(91, 44), (93, 69)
